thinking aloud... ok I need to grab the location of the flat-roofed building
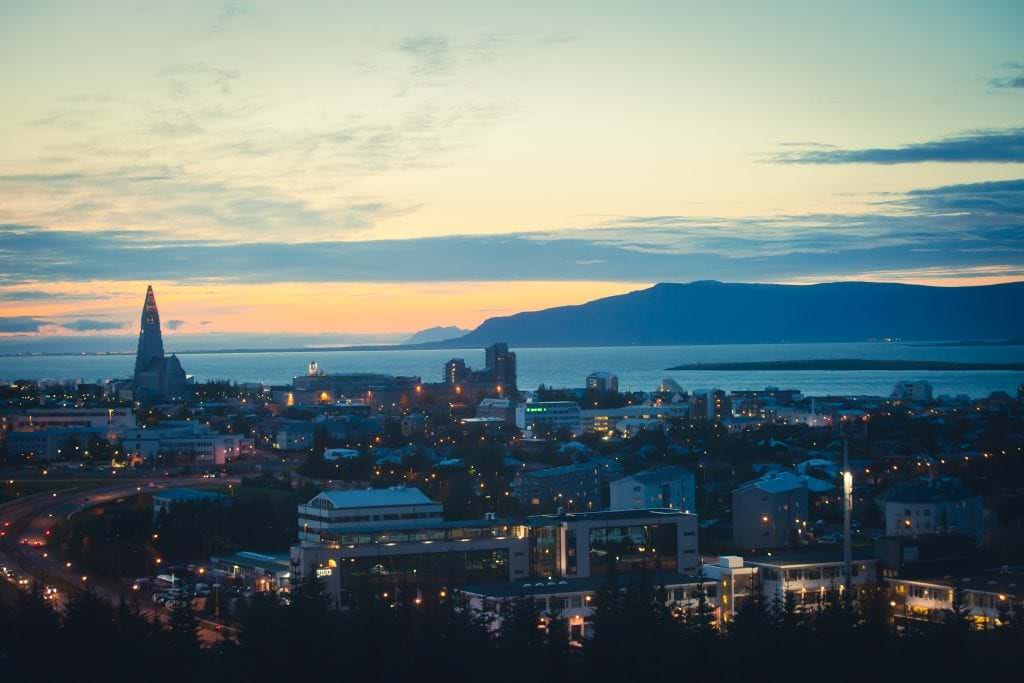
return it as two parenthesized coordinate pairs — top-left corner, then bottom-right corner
(882, 477), (983, 539)
(291, 508), (699, 606)
(463, 571), (717, 643)
(888, 568), (1024, 629)
(746, 547), (879, 611)
(515, 401), (582, 435)
(297, 487), (443, 541)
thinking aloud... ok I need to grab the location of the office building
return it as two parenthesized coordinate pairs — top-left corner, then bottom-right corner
(4, 426), (115, 461)
(297, 487), (444, 541)
(732, 472), (809, 550)
(610, 466), (696, 513)
(291, 508), (699, 609)
(515, 401), (583, 435)
(132, 285), (188, 402)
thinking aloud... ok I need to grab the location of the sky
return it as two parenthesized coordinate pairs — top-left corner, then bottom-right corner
(1, 0), (1022, 350)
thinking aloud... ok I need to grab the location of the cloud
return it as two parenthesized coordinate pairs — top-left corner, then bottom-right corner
(0, 177), (1020, 287)
(399, 34), (452, 76)
(210, 1), (250, 34)
(59, 319), (125, 331)
(165, 320), (186, 330)
(769, 129), (1024, 164)
(0, 317), (52, 333)
(0, 290), (103, 302)
(991, 62), (1024, 89)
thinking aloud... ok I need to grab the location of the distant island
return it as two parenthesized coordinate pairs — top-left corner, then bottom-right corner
(665, 359), (1024, 371)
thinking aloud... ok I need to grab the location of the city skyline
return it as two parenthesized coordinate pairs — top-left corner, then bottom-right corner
(1, 1), (1023, 345)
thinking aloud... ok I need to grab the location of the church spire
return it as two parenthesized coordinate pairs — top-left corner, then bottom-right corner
(134, 285), (166, 378)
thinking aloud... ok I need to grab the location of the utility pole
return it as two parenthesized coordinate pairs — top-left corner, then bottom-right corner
(842, 429), (853, 596)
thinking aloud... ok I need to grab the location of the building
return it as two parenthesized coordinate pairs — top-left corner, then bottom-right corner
(732, 472), (809, 550)
(463, 572), (717, 643)
(580, 403), (689, 434)
(4, 426), (116, 461)
(291, 507), (699, 608)
(152, 488), (229, 519)
(209, 551), (292, 592)
(746, 547), (879, 610)
(882, 477), (984, 539)
(701, 555), (759, 621)
(888, 568), (1024, 629)
(273, 421), (317, 451)
(609, 466), (696, 513)
(120, 422), (243, 465)
(9, 408), (134, 431)
(891, 380), (934, 402)
(515, 401), (583, 435)
(585, 371), (618, 393)
(690, 389), (728, 422)
(510, 460), (623, 511)
(132, 286), (188, 402)
(442, 343), (518, 396)
(475, 398), (516, 423)
(297, 487), (444, 541)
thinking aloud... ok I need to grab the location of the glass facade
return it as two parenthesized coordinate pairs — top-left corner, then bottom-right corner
(588, 523), (678, 575)
(531, 525), (560, 578)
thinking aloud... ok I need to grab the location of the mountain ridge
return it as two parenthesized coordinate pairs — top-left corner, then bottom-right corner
(443, 280), (1024, 347)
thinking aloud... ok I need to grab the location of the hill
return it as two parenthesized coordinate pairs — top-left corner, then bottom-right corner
(449, 281), (1024, 347)
(404, 326), (470, 345)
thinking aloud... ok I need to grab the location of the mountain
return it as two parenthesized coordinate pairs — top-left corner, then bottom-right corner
(404, 326), (470, 345)
(449, 281), (1024, 347)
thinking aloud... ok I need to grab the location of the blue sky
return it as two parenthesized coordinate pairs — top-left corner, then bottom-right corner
(0, 1), (1022, 345)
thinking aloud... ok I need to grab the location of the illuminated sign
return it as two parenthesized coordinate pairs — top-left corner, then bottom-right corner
(525, 407), (547, 413)
(316, 568), (333, 578)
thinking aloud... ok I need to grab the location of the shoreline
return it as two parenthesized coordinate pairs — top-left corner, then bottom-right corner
(665, 359), (1024, 372)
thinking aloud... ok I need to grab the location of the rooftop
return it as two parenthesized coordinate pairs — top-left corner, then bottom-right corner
(894, 568), (1024, 597)
(883, 477), (978, 504)
(620, 466), (693, 485)
(734, 471), (806, 495)
(309, 487), (437, 509)
(744, 545), (877, 567)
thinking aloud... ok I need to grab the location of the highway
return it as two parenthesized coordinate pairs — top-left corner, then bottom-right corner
(0, 475), (241, 643)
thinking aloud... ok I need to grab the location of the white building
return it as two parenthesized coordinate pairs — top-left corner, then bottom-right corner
(296, 487), (443, 541)
(732, 472), (809, 550)
(119, 422), (243, 465)
(610, 467), (697, 513)
(891, 380), (934, 402)
(515, 401), (582, 435)
(746, 548), (878, 611)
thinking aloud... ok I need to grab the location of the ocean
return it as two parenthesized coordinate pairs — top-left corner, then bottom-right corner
(3, 342), (1023, 398)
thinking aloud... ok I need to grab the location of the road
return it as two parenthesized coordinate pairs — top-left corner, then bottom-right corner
(0, 475), (241, 643)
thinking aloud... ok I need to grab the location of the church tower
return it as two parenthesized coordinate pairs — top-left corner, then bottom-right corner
(134, 285), (166, 378)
